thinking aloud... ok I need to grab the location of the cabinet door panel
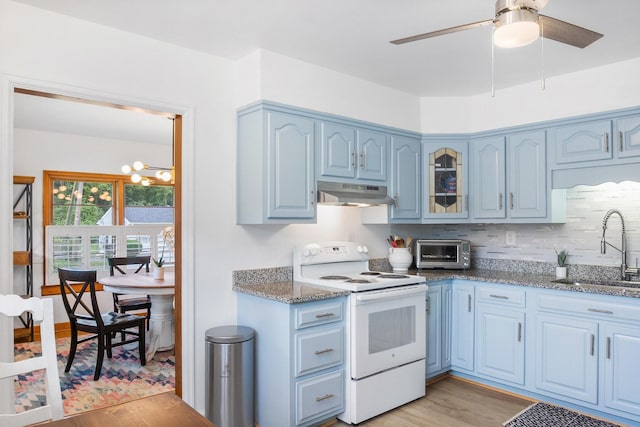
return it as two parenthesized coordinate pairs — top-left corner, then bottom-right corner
(426, 285), (442, 376)
(423, 141), (468, 220)
(508, 131), (546, 218)
(471, 137), (505, 219)
(319, 122), (356, 178)
(534, 314), (598, 404)
(357, 129), (386, 181)
(615, 115), (640, 159)
(603, 324), (640, 415)
(451, 283), (474, 371)
(476, 305), (525, 385)
(390, 136), (421, 220)
(268, 112), (315, 219)
(553, 120), (612, 164)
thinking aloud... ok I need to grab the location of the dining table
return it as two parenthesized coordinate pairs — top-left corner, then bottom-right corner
(100, 271), (174, 360)
(39, 392), (215, 426)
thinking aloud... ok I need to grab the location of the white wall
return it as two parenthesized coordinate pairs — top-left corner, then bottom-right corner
(420, 57), (640, 133)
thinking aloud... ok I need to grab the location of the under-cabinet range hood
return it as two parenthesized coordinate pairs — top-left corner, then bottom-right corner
(316, 181), (396, 206)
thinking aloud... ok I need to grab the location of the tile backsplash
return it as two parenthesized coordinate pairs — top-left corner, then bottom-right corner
(394, 181), (640, 269)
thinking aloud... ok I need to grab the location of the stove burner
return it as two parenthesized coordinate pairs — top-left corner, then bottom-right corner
(360, 271), (381, 276)
(346, 279), (372, 283)
(379, 274), (410, 279)
(319, 275), (350, 281)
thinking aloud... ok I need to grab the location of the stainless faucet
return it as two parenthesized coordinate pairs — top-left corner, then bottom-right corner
(601, 209), (639, 281)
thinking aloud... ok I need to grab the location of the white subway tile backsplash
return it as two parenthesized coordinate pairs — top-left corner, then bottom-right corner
(394, 181), (640, 270)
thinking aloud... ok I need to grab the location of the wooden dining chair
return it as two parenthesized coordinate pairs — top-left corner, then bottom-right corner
(58, 268), (146, 381)
(108, 256), (152, 332)
(0, 295), (63, 426)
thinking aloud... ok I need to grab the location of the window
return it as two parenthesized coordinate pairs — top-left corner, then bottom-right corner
(43, 171), (174, 284)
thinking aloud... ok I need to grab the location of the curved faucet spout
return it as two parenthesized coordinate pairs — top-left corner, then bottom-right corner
(601, 209), (627, 280)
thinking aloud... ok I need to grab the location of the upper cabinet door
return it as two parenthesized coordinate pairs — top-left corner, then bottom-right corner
(356, 129), (387, 181)
(508, 130), (547, 219)
(267, 112), (315, 219)
(471, 137), (506, 219)
(390, 135), (421, 221)
(553, 120), (612, 164)
(423, 141), (468, 220)
(318, 121), (356, 178)
(615, 114), (640, 159)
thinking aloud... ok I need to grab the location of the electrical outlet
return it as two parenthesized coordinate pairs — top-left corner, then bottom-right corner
(506, 231), (516, 246)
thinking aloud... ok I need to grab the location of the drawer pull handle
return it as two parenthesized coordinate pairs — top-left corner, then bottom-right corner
(588, 308), (613, 315)
(426, 296), (430, 315)
(619, 131), (624, 151)
(590, 334), (595, 356)
(316, 393), (335, 402)
(499, 192), (503, 210)
(517, 322), (522, 342)
(489, 294), (509, 300)
(468, 295), (472, 312)
(605, 133), (609, 152)
(315, 312), (335, 318)
(314, 348), (334, 355)
(607, 337), (611, 359)
(509, 192), (514, 210)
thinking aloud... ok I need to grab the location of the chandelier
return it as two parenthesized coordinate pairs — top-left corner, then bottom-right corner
(121, 161), (174, 186)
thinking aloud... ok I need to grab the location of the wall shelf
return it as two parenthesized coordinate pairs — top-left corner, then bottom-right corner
(13, 175), (35, 342)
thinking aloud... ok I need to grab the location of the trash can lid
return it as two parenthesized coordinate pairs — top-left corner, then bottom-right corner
(205, 325), (255, 343)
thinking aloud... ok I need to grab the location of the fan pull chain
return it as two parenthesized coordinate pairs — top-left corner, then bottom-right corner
(491, 26), (496, 97)
(540, 18), (546, 90)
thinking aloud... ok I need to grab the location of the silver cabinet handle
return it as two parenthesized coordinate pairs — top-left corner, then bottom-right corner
(360, 151), (365, 169)
(588, 308), (613, 315)
(467, 294), (472, 312)
(395, 193), (399, 206)
(605, 133), (609, 152)
(590, 334), (595, 356)
(517, 322), (522, 342)
(310, 189), (314, 205)
(316, 393), (335, 402)
(499, 193), (503, 210)
(314, 348), (334, 355)
(619, 131), (624, 152)
(351, 151), (356, 168)
(607, 336), (611, 359)
(510, 192), (514, 210)
(426, 296), (431, 315)
(315, 312), (335, 318)
(489, 294), (509, 300)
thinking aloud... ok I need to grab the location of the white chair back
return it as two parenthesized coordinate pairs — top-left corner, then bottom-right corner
(0, 295), (63, 426)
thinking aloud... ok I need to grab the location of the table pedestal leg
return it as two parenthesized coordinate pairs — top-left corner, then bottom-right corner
(146, 294), (175, 360)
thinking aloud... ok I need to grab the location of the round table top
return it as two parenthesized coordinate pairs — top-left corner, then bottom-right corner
(100, 271), (175, 295)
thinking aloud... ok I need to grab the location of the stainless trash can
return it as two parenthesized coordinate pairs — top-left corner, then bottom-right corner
(205, 325), (254, 427)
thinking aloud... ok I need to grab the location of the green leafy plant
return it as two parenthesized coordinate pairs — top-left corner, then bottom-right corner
(555, 249), (569, 267)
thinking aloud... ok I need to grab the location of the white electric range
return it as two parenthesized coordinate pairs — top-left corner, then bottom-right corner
(294, 241), (427, 424)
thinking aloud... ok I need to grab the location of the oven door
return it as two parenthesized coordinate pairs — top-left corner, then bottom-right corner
(350, 284), (427, 380)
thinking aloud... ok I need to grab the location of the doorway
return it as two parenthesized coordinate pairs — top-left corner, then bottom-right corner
(10, 87), (184, 408)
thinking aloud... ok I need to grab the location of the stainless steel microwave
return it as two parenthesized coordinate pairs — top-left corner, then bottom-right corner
(415, 239), (471, 270)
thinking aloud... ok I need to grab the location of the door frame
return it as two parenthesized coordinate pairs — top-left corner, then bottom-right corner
(0, 73), (196, 404)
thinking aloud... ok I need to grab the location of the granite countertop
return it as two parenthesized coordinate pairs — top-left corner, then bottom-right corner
(233, 267), (640, 304)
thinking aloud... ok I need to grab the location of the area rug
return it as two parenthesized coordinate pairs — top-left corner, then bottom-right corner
(504, 402), (621, 427)
(14, 336), (175, 416)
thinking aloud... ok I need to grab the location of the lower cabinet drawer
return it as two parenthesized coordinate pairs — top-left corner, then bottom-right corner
(295, 326), (344, 377)
(295, 370), (344, 425)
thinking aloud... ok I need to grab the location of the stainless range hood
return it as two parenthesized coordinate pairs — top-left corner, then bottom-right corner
(316, 181), (396, 206)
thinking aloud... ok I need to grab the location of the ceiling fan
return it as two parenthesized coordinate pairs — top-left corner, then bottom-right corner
(390, 0), (603, 49)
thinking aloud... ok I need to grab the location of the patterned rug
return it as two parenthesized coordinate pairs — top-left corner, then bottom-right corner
(14, 336), (175, 416)
(504, 402), (621, 427)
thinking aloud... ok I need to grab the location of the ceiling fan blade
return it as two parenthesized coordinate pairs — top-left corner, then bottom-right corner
(390, 19), (493, 45)
(539, 15), (603, 48)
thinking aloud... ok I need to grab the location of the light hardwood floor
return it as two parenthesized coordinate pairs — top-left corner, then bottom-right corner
(331, 376), (534, 427)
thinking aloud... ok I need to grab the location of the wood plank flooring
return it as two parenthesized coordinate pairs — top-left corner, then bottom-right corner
(331, 376), (534, 427)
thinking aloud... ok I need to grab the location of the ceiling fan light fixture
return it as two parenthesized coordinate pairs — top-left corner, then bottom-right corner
(494, 9), (540, 48)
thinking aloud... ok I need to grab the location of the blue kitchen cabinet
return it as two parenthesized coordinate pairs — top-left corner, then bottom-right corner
(552, 120), (613, 164)
(390, 135), (421, 221)
(426, 282), (453, 379)
(602, 324), (640, 416)
(422, 140), (469, 221)
(471, 130), (546, 221)
(317, 121), (386, 182)
(615, 114), (640, 159)
(238, 294), (346, 427)
(475, 286), (526, 386)
(451, 281), (474, 371)
(237, 106), (316, 224)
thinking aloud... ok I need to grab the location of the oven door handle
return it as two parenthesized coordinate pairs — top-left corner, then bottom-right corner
(354, 285), (426, 303)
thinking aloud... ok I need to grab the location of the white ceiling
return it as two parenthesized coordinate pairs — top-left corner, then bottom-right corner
(14, 0), (640, 97)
